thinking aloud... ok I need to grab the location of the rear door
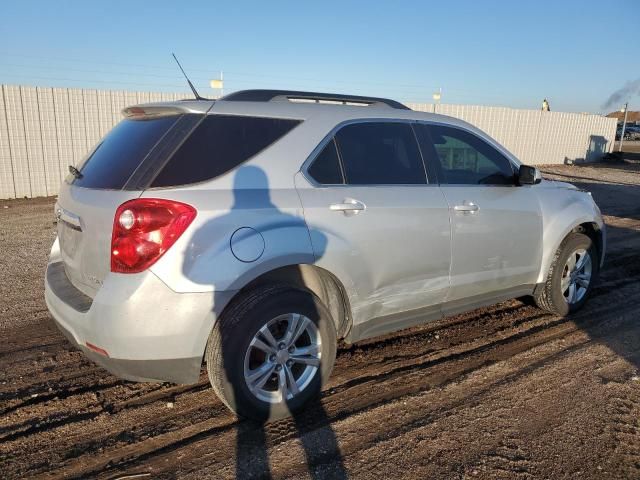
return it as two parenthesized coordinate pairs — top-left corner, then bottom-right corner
(416, 123), (543, 308)
(295, 121), (451, 333)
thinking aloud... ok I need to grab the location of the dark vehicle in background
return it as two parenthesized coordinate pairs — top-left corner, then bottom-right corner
(617, 125), (640, 141)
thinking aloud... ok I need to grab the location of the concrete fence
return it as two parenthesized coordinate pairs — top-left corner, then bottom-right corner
(0, 84), (618, 199)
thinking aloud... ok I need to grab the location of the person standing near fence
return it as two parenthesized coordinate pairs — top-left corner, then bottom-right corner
(542, 98), (551, 111)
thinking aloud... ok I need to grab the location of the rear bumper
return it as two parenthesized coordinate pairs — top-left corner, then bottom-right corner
(45, 253), (235, 384)
(52, 318), (202, 383)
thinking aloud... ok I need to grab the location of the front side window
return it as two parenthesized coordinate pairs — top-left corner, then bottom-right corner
(335, 122), (427, 185)
(151, 115), (301, 187)
(424, 125), (515, 185)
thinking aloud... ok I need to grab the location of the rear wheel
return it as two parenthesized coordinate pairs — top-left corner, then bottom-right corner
(534, 232), (598, 316)
(205, 284), (337, 421)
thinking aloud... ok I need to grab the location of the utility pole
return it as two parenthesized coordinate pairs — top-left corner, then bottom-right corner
(619, 102), (628, 152)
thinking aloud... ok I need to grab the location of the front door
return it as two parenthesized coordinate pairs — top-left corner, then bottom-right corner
(417, 123), (543, 307)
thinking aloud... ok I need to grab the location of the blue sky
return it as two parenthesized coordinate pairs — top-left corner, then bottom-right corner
(1, 0), (638, 113)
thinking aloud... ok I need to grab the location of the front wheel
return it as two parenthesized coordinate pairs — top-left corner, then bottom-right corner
(534, 232), (599, 316)
(205, 284), (337, 421)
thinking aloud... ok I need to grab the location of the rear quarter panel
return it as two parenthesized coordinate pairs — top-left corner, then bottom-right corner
(144, 179), (315, 294)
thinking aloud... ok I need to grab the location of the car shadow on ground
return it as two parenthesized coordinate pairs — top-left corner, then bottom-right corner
(183, 165), (348, 479)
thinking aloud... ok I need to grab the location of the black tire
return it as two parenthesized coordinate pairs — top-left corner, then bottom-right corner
(205, 284), (337, 421)
(534, 232), (598, 316)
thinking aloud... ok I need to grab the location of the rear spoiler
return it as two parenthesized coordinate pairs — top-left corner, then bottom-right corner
(121, 101), (214, 119)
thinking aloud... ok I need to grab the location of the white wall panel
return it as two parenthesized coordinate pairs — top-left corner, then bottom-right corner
(3, 85), (31, 197)
(52, 87), (74, 186)
(96, 90), (114, 138)
(37, 87), (61, 194)
(20, 86), (48, 197)
(82, 89), (101, 161)
(67, 89), (88, 166)
(136, 91), (151, 104)
(111, 91), (126, 125)
(123, 91), (138, 113)
(0, 86), (16, 198)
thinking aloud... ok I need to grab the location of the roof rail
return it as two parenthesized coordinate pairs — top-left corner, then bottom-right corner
(220, 89), (410, 110)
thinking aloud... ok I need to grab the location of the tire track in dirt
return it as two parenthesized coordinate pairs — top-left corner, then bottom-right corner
(287, 311), (640, 480)
(4, 250), (640, 479)
(0, 298), (597, 469)
(203, 311), (640, 480)
(36, 290), (640, 480)
(607, 395), (640, 478)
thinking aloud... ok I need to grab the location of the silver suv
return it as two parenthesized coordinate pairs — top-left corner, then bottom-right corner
(45, 90), (605, 420)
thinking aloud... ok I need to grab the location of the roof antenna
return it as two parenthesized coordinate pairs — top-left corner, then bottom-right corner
(171, 53), (205, 100)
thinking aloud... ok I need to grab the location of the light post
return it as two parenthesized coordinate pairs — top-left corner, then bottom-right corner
(210, 72), (224, 99)
(619, 102), (629, 152)
(432, 87), (442, 113)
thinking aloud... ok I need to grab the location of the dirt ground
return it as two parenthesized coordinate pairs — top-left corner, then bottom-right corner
(2, 160), (640, 480)
(614, 140), (640, 154)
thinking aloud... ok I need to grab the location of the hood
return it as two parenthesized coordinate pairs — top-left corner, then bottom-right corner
(539, 178), (579, 190)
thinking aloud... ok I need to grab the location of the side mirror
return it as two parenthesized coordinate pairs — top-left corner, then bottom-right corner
(518, 165), (542, 185)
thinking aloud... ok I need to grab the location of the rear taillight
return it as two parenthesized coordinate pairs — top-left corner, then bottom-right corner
(111, 198), (196, 274)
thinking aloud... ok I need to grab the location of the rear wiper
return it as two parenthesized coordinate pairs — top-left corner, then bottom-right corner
(68, 165), (83, 179)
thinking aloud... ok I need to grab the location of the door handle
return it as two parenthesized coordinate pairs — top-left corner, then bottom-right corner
(330, 198), (366, 214)
(453, 202), (479, 213)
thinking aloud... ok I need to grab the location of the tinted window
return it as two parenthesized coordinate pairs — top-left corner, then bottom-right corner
(426, 125), (515, 185)
(335, 122), (426, 185)
(152, 115), (301, 187)
(307, 140), (344, 184)
(72, 116), (179, 189)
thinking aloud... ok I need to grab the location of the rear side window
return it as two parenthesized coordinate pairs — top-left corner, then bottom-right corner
(307, 140), (344, 184)
(72, 116), (179, 189)
(151, 115), (301, 187)
(424, 124), (515, 185)
(335, 122), (426, 185)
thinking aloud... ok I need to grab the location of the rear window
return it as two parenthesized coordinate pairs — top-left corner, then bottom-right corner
(151, 115), (301, 187)
(72, 116), (179, 189)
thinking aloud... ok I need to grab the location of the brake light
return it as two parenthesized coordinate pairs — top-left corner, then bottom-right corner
(111, 198), (196, 274)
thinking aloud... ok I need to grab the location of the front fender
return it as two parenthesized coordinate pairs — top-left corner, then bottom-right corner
(537, 190), (605, 284)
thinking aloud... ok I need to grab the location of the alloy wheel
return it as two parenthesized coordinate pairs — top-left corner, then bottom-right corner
(243, 313), (322, 403)
(561, 248), (592, 305)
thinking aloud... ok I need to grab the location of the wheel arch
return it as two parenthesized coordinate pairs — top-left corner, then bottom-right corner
(573, 222), (604, 266)
(537, 218), (604, 284)
(218, 263), (353, 342)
